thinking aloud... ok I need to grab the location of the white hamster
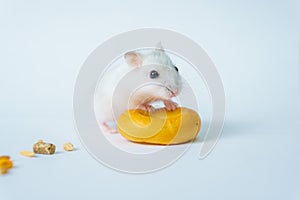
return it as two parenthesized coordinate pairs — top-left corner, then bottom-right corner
(94, 44), (182, 133)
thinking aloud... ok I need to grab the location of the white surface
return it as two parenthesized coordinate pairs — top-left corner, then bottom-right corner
(0, 0), (299, 200)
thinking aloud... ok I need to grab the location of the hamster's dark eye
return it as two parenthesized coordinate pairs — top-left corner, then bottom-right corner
(174, 66), (179, 72)
(150, 70), (159, 79)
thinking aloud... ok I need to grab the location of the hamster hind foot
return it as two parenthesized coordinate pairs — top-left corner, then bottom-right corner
(101, 122), (118, 134)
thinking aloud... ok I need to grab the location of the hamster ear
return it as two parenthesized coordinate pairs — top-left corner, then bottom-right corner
(125, 52), (142, 67)
(155, 41), (165, 52)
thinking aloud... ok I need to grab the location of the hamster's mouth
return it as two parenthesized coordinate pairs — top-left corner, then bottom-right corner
(165, 87), (177, 97)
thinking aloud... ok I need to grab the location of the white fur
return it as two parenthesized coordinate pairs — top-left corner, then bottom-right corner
(94, 48), (182, 128)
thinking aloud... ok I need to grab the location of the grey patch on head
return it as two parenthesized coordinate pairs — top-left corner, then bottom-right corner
(143, 50), (174, 67)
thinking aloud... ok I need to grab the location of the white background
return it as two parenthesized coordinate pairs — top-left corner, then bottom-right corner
(0, 1), (299, 200)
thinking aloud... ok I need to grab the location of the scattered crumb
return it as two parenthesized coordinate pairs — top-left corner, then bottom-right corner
(20, 150), (35, 157)
(33, 140), (56, 155)
(0, 156), (13, 175)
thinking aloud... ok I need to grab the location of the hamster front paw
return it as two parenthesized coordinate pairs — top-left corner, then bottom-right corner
(138, 104), (155, 113)
(163, 100), (178, 111)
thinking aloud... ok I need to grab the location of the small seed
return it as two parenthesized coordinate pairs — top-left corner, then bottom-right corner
(63, 142), (74, 151)
(20, 150), (35, 157)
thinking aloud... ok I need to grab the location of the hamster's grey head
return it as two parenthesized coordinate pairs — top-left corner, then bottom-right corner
(124, 45), (182, 103)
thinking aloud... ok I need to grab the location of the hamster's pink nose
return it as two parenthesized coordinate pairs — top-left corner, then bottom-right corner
(170, 89), (178, 97)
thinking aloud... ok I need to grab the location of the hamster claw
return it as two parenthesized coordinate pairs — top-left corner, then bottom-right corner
(163, 100), (178, 111)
